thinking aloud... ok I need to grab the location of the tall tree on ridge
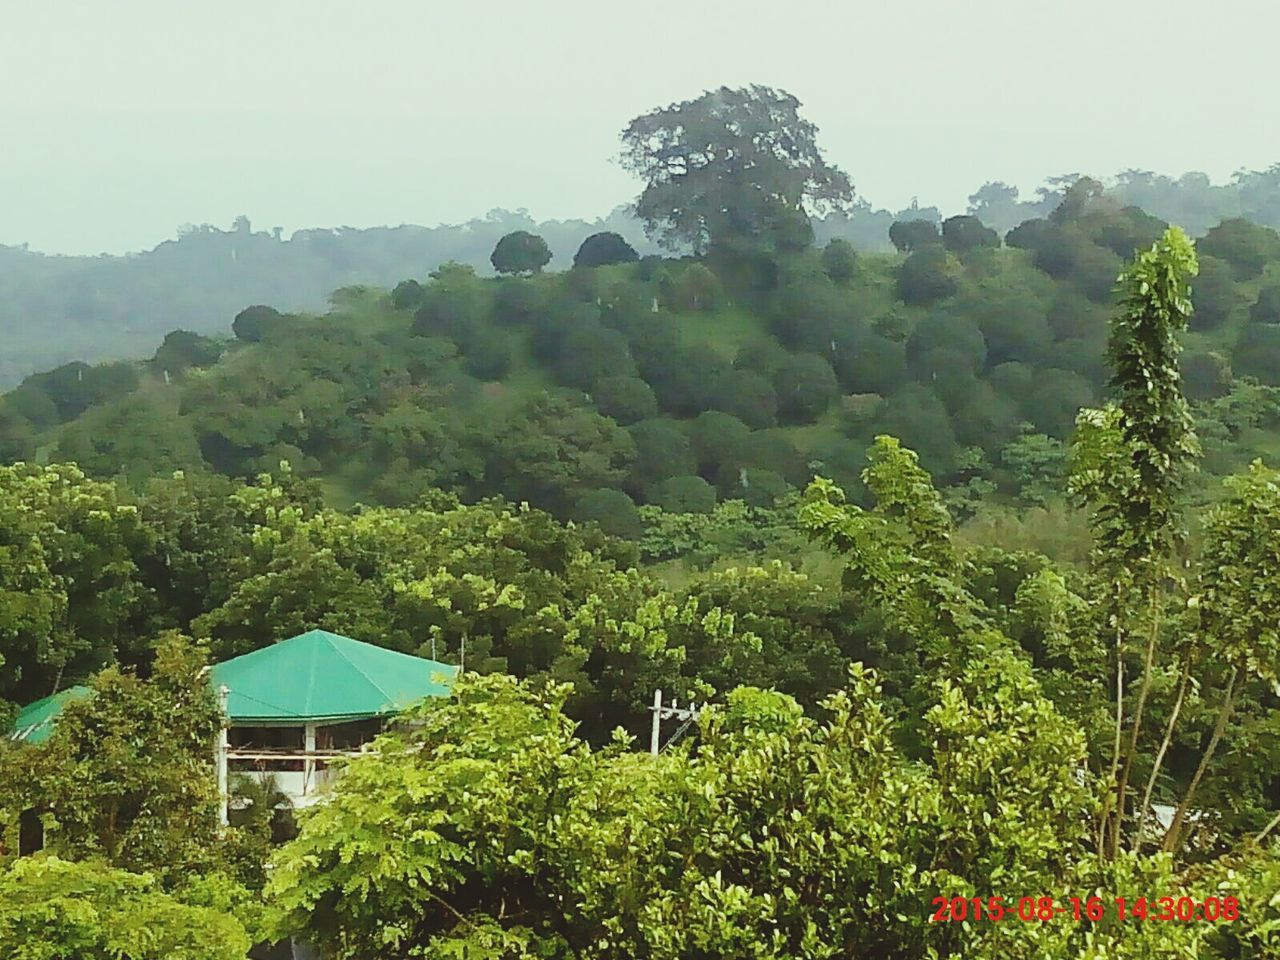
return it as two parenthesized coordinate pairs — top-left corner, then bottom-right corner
(620, 85), (854, 258)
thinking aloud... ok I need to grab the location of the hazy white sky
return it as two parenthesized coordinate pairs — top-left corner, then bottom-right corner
(3, 0), (1277, 254)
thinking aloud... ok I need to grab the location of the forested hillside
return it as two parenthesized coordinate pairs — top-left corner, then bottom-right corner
(0, 208), (658, 389)
(7, 177), (1280, 549)
(5, 162), (1280, 390)
(6, 81), (1280, 959)
(6, 226), (1280, 953)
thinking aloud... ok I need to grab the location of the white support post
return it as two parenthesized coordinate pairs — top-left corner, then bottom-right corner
(216, 685), (229, 826)
(650, 689), (662, 756)
(303, 724), (317, 797)
(649, 690), (704, 757)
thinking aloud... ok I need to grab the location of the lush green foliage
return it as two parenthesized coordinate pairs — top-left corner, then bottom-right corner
(8, 168), (1280, 528)
(10, 91), (1280, 960)
(264, 667), (1280, 959)
(620, 85), (854, 256)
(573, 231), (638, 268)
(491, 231), (552, 276)
(0, 637), (223, 880)
(0, 466), (847, 742)
(0, 857), (250, 960)
(268, 668), (1092, 959)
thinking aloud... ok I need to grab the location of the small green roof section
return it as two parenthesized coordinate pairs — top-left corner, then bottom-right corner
(211, 629), (458, 724)
(10, 686), (92, 744)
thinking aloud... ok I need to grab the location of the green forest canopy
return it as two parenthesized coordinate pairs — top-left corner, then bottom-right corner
(6, 182), (1280, 536)
(5, 86), (1280, 959)
(3, 160), (1280, 389)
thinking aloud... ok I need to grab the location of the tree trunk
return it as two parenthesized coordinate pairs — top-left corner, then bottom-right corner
(1102, 601), (1126, 859)
(1133, 646), (1193, 851)
(1113, 591), (1161, 857)
(1162, 666), (1238, 853)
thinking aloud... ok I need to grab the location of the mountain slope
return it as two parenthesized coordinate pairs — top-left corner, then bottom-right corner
(5, 201), (1280, 532)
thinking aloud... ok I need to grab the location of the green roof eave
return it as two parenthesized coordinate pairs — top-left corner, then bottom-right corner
(210, 629), (458, 724)
(8, 631), (456, 741)
(9, 686), (92, 744)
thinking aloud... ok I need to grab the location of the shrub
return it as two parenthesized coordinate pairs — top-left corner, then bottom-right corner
(649, 475), (717, 513)
(833, 322), (907, 395)
(897, 246), (957, 305)
(1198, 217), (1280, 279)
(391, 279), (425, 311)
(1234, 324), (1280, 385)
(1182, 351), (1232, 401)
(574, 232), (639, 268)
(592, 376), (659, 425)
(820, 239), (858, 283)
(772, 353), (839, 423)
(554, 324), (636, 390)
(942, 215), (999, 254)
(709, 369), (778, 428)
(687, 411), (751, 478)
(152, 330), (223, 375)
(1189, 255), (1237, 330)
(889, 219), (941, 253)
(734, 339), (791, 378)
(493, 278), (546, 326)
(1250, 285), (1280, 324)
(646, 343), (730, 415)
(627, 418), (696, 494)
(232, 305), (282, 342)
(491, 231), (552, 275)
(574, 488), (643, 538)
(715, 465), (790, 507)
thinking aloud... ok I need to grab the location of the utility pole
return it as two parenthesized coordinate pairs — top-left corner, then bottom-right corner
(648, 689), (704, 755)
(650, 689), (662, 756)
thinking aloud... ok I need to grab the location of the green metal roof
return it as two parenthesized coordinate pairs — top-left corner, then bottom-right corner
(9, 686), (92, 744)
(7, 631), (458, 742)
(211, 629), (458, 724)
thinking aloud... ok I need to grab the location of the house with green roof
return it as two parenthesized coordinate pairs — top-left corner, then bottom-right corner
(9, 687), (92, 746)
(8, 629), (458, 817)
(212, 629), (458, 814)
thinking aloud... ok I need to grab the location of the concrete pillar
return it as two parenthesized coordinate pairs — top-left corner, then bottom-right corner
(216, 686), (229, 826)
(303, 723), (317, 797)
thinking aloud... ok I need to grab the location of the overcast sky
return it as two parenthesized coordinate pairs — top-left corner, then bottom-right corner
(3, 0), (1278, 255)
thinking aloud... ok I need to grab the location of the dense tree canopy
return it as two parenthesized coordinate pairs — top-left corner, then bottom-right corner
(7, 213), (1280, 958)
(4, 200), (1279, 539)
(573, 231), (639, 268)
(889, 218), (941, 253)
(491, 230), (552, 275)
(0, 857), (251, 960)
(620, 85), (854, 256)
(942, 213), (1000, 254)
(231, 305), (283, 343)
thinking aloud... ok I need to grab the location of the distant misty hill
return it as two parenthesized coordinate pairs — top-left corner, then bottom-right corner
(2, 165), (1278, 387)
(0, 207), (656, 388)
